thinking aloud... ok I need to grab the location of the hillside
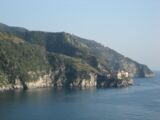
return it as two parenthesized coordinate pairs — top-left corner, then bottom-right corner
(0, 23), (154, 91)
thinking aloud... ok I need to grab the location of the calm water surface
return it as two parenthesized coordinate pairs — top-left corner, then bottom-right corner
(0, 71), (160, 120)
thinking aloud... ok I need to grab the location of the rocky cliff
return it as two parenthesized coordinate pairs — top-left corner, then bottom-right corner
(0, 23), (153, 91)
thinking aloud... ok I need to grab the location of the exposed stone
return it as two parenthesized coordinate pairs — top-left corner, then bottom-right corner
(13, 78), (24, 89)
(26, 74), (53, 88)
(0, 84), (13, 91)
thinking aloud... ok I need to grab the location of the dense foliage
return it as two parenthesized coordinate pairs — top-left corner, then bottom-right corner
(0, 23), (153, 87)
(0, 34), (49, 85)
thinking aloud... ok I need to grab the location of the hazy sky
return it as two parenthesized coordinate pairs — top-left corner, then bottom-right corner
(0, 0), (160, 70)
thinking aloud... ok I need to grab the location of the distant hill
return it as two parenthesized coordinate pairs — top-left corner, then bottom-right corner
(0, 23), (154, 90)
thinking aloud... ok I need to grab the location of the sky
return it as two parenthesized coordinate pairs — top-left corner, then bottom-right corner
(0, 0), (160, 70)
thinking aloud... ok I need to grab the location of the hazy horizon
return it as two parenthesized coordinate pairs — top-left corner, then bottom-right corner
(0, 0), (159, 70)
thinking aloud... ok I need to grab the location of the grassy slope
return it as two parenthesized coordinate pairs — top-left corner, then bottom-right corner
(0, 31), (97, 86)
(0, 32), (49, 85)
(0, 23), (153, 81)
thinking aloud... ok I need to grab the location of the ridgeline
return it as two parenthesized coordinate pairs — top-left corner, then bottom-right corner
(0, 23), (154, 91)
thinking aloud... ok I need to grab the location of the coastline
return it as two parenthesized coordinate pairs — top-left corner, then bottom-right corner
(0, 78), (134, 92)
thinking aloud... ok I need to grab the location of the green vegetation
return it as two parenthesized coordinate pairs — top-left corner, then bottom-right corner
(0, 34), (49, 84)
(48, 53), (96, 84)
(0, 23), (153, 88)
(0, 32), (24, 43)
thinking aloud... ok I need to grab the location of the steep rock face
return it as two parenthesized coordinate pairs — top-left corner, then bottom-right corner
(73, 35), (154, 78)
(0, 23), (153, 91)
(0, 73), (53, 91)
(26, 73), (53, 88)
(53, 72), (97, 87)
(0, 34), (50, 90)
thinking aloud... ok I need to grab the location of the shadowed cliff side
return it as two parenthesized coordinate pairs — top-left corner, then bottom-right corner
(0, 23), (154, 91)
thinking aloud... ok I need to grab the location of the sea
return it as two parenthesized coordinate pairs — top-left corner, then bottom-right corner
(0, 71), (160, 120)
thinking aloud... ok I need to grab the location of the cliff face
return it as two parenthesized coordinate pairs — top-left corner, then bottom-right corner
(74, 35), (154, 78)
(0, 23), (153, 91)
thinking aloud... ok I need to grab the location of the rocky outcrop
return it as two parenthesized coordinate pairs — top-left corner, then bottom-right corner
(70, 73), (97, 88)
(52, 72), (97, 88)
(0, 23), (153, 91)
(96, 70), (134, 88)
(0, 71), (133, 91)
(26, 73), (53, 88)
(0, 84), (14, 91)
(0, 73), (53, 91)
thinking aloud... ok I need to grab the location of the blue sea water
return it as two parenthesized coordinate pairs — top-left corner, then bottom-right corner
(0, 71), (160, 120)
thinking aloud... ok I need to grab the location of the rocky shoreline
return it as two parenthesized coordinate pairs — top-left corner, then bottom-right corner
(0, 72), (134, 92)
